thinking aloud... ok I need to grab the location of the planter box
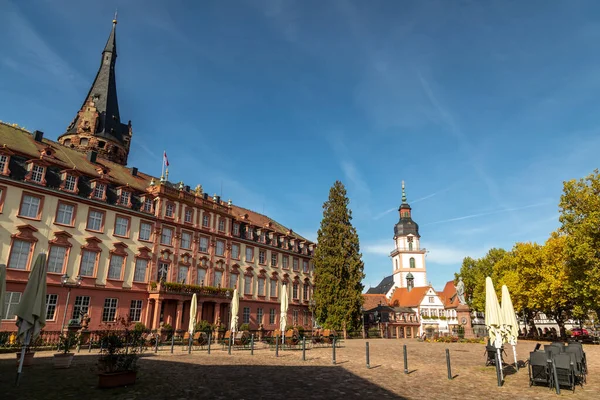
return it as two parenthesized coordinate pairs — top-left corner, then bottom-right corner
(98, 370), (137, 388)
(53, 353), (75, 369)
(16, 351), (35, 366)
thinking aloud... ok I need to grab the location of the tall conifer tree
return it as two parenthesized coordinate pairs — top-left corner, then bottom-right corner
(313, 181), (365, 332)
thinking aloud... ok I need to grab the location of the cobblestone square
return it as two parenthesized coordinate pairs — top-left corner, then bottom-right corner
(0, 339), (597, 399)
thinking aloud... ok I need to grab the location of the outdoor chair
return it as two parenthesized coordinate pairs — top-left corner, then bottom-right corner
(192, 332), (208, 349)
(322, 329), (337, 344)
(544, 344), (562, 357)
(285, 329), (299, 346)
(566, 344), (587, 375)
(564, 350), (585, 386)
(529, 351), (551, 388)
(552, 353), (576, 392)
(484, 345), (506, 367)
(551, 341), (565, 350)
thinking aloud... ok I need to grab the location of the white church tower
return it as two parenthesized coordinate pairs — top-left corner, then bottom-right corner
(390, 181), (428, 290)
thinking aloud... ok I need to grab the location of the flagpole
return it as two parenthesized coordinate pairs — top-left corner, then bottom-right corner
(161, 151), (165, 179)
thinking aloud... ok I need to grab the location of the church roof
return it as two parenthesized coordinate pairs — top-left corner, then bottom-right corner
(365, 275), (394, 294)
(389, 286), (431, 307)
(62, 20), (129, 144)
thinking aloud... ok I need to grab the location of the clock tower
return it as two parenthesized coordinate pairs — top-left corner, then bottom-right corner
(390, 181), (428, 290)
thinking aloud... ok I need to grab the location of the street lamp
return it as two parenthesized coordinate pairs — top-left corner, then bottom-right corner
(226, 290), (231, 329)
(309, 298), (316, 331)
(60, 273), (82, 333)
(360, 306), (365, 339)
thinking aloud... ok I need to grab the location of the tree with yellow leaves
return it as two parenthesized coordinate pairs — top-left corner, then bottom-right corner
(560, 169), (600, 322)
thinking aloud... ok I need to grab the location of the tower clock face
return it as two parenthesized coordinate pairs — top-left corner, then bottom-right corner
(461, 317), (467, 325)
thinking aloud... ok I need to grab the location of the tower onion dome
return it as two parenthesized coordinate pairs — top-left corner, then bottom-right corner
(393, 181), (420, 237)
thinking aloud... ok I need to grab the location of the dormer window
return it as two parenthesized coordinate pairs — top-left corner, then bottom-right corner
(31, 165), (44, 183)
(25, 161), (48, 186)
(58, 169), (80, 194)
(117, 189), (131, 207)
(0, 154), (10, 176)
(64, 175), (77, 191)
(91, 182), (106, 200)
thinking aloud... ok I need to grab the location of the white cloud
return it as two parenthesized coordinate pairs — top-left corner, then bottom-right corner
(0, 4), (84, 89)
(363, 242), (391, 256)
(340, 160), (370, 196)
(425, 243), (488, 265)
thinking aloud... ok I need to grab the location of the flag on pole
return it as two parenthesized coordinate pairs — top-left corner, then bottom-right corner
(163, 151), (169, 167)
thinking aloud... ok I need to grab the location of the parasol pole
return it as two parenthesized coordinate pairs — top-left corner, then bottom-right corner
(15, 330), (31, 386)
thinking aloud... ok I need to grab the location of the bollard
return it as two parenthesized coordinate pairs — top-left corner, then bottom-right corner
(88, 339), (92, 353)
(77, 338), (81, 353)
(228, 335), (232, 355)
(251, 334), (254, 355)
(366, 342), (370, 369)
(99, 339), (104, 354)
(154, 335), (159, 353)
(276, 336), (279, 357)
(302, 337), (306, 361)
(207, 333), (211, 354)
(170, 334), (174, 354)
(446, 349), (452, 380)
(403, 344), (408, 374)
(332, 337), (336, 365)
(188, 335), (192, 354)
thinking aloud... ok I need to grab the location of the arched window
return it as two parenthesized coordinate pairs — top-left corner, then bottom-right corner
(409, 257), (415, 268)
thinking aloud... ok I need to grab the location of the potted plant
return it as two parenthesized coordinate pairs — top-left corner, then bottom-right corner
(97, 316), (145, 389)
(53, 331), (78, 368)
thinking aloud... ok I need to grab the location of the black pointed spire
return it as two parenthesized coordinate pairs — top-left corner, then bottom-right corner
(104, 13), (117, 56)
(63, 17), (127, 143)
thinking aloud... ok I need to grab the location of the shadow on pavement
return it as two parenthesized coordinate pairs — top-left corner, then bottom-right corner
(0, 353), (406, 399)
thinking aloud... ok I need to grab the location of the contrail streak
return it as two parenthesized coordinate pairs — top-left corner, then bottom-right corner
(422, 202), (552, 226)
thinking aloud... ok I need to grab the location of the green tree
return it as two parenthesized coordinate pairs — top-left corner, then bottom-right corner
(313, 181), (365, 333)
(456, 248), (507, 312)
(495, 234), (574, 337)
(559, 170), (600, 320)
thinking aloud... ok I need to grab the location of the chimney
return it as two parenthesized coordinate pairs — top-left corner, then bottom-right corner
(216, 196), (221, 204)
(33, 130), (44, 142)
(131, 167), (138, 176)
(184, 185), (190, 192)
(87, 150), (98, 163)
(203, 193), (209, 200)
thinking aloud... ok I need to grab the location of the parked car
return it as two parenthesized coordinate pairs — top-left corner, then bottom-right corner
(571, 328), (589, 337)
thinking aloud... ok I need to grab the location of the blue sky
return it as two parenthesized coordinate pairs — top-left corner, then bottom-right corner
(2, 0), (600, 290)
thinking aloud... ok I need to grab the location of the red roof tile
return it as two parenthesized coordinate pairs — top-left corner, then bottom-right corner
(388, 286), (430, 307)
(362, 294), (388, 310)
